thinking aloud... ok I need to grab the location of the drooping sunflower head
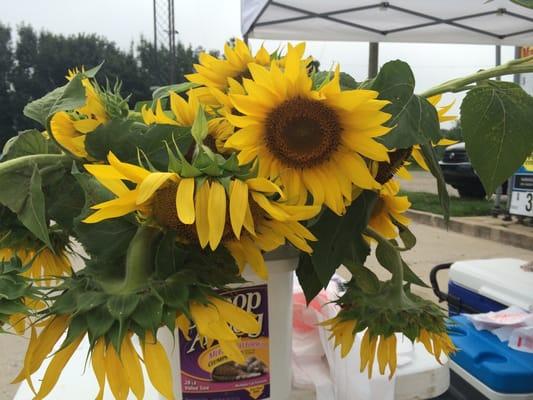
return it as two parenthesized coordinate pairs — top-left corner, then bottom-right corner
(368, 179), (411, 239)
(224, 43), (392, 215)
(186, 39), (271, 90)
(324, 278), (455, 378)
(0, 231), (72, 284)
(83, 152), (320, 279)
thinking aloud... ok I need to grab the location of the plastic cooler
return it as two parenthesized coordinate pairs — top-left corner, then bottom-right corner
(447, 315), (533, 400)
(447, 258), (533, 314)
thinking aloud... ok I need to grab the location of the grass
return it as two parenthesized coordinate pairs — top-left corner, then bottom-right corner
(400, 190), (492, 217)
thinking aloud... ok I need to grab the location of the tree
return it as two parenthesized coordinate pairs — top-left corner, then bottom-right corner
(0, 23), (13, 148)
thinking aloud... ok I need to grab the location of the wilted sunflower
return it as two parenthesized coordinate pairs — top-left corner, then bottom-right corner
(411, 94), (457, 170)
(83, 152), (319, 279)
(368, 180), (411, 239)
(186, 39), (271, 90)
(224, 43), (391, 214)
(0, 244), (71, 284)
(142, 92), (233, 152)
(49, 72), (109, 158)
(13, 317), (175, 400)
(177, 296), (261, 364)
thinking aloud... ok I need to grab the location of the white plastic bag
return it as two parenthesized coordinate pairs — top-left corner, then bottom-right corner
(509, 326), (533, 353)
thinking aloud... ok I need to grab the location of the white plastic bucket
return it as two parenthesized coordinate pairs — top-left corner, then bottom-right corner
(158, 248), (297, 400)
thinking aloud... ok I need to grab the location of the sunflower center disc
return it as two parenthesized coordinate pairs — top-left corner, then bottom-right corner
(153, 182), (199, 243)
(265, 97), (341, 168)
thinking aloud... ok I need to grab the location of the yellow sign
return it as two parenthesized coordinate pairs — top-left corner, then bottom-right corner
(524, 155), (533, 172)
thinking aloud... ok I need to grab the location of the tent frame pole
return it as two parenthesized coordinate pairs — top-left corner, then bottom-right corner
(368, 42), (379, 78)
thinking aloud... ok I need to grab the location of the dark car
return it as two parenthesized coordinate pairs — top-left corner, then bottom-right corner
(439, 143), (506, 199)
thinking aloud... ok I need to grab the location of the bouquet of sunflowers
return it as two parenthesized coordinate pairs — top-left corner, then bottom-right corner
(1, 39), (532, 399)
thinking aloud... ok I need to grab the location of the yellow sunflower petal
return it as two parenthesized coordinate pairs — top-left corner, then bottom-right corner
(230, 179), (249, 238)
(207, 181), (227, 250)
(35, 335), (84, 400)
(195, 180), (211, 248)
(143, 332), (175, 400)
(105, 343), (130, 400)
(137, 172), (175, 205)
(121, 335), (145, 400)
(91, 338), (106, 400)
(176, 178), (195, 224)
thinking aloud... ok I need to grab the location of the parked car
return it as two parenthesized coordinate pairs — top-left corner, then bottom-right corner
(439, 143), (507, 199)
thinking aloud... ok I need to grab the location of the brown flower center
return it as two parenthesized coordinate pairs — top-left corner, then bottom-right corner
(265, 97), (341, 168)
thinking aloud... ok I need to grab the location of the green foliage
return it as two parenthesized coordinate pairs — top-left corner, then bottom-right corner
(0, 23), (208, 148)
(296, 191), (377, 303)
(25, 74), (86, 127)
(0, 256), (39, 332)
(1, 129), (60, 161)
(461, 81), (533, 195)
(370, 60), (440, 149)
(420, 142), (450, 221)
(400, 190), (492, 217)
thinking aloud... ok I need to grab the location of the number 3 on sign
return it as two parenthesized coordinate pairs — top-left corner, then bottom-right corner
(510, 191), (533, 217)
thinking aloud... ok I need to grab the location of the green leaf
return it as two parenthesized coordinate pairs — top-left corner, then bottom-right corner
(191, 106), (208, 144)
(155, 233), (187, 279)
(371, 60), (440, 148)
(348, 264), (380, 294)
(397, 223), (416, 250)
(420, 142), (450, 222)
(0, 276), (30, 300)
(106, 294), (140, 321)
(131, 295), (163, 331)
(295, 254), (324, 305)
(24, 75), (86, 127)
(1, 130), (60, 161)
(0, 299), (27, 315)
(76, 291), (108, 313)
(152, 82), (198, 100)
(0, 164), (52, 248)
(86, 305), (115, 339)
(44, 171), (85, 229)
(157, 281), (189, 309)
(85, 120), (192, 171)
(59, 315), (87, 350)
(461, 81), (533, 195)
(375, 242), (428, 287)
(303, 191), (377, 291)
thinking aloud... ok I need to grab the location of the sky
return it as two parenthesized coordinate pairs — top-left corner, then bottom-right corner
(1, 0), (524, 122)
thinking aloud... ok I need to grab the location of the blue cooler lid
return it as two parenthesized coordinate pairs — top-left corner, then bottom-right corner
(449, 315), (533, 394)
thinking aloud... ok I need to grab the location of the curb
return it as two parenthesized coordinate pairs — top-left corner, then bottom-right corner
(406, 210), (533, 251)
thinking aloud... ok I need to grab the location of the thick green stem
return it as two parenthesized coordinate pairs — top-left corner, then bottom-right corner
(0, 154), (71, 174)
(364, 227), (404, 296)
(101, 225), (161, 295)
(420, 55), (533, 98)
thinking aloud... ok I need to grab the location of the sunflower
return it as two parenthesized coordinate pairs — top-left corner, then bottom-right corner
(7, 297), (46, 335)
(411, 94), (457, 171)
(224, 43), (391, 214)
(83, 152), (319, 279)
(0, 245), (71, 284)
(368, 180), (411, 239)
(13, 316), (175, 400)
(49, 73), (109, 158)
(186, 39), (271, 90)
(177, 296), (261, 364)
(142, 92), (233, 152)
(416, 328), (456, 364)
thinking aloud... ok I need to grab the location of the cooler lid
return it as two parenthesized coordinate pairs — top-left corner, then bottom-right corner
(449, 258), (533, 312)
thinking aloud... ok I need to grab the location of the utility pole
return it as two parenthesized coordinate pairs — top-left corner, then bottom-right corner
(368, 42), (379, 78)
(153, 0), (178, 84)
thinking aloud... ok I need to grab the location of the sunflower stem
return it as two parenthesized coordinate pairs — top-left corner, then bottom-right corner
(0, 154), (71, 175)
(364, 227), (404, 296)
(102, 225), (161, 295)
(420, 55), (533, 98)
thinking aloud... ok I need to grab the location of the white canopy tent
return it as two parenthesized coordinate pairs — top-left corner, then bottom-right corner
(241, 0), (533, 46)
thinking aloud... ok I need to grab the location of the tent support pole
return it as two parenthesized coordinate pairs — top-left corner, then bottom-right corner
(368, 42), (379, 78)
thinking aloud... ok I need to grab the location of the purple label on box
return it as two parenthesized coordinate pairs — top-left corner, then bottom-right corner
(179, 284), (270, 400)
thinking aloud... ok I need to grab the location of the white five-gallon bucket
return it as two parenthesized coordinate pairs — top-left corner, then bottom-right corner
(158, 247), (297, 400)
